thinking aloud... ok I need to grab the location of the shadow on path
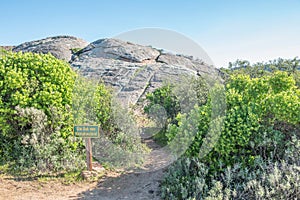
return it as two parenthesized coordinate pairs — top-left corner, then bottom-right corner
(77, 169), (164, 200)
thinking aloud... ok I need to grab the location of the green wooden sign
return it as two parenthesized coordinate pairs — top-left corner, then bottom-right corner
(74, 125), (99, 138)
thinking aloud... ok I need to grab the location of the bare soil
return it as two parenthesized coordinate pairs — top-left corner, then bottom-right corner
(0, 176), (97, 200)
(0, 137), (170, 200)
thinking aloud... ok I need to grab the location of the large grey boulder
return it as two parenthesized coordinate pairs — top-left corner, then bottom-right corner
(12, 36), (221, 106)
(75, 38), (160, 63)
(71, 38), (220, 106)
(13, 36), (88, 61)
(0, 46), (15, 51)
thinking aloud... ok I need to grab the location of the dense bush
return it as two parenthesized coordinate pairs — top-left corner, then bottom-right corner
(72, 76), (99, 125)
(72, 75), (149, 168)
(0, 51), (76, 135)
(144, 77), (210, 146)
(161, 156), (300, 200)
(72, 76), (112, 130)
(0, 51), (147, 172)
(161, 157), (210, 200)
(223, 57), (300, 87)
(144, 77), (209, 126)
(94, 81), (113, 131)
(90, 101), (149, 168)
(144, 84), (181, 126)
(166, 72), (299, 171)
(161, 68), (300, 199)
(0, 51), (84, 172)
(7, 106), (85, 172)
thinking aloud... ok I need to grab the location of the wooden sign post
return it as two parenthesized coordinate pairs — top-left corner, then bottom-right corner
(85, 138), (93, 171)
(74, 125), (99, 171)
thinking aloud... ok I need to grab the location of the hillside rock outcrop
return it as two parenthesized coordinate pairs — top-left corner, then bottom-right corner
(13, 36), (88, 61)
(73, 38), (160, 63)
(10, 36), (221, 106)
(71, 38), (220, 106)
(0, 46), (15, 51)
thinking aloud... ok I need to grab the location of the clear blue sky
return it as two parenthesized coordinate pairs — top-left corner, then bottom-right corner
(1, 0), (300, 67)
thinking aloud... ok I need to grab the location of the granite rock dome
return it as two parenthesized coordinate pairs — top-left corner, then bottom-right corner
(13, 35), (88, 61)
(12, 36), (221, 106)
(71, 38), (220, 105)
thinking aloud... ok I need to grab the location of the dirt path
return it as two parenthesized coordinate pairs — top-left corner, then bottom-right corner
(77, 137), (174, 200)
(78, 168), (164, 200)
(0, 177), (97, 200)
(0, 137), (172, 200)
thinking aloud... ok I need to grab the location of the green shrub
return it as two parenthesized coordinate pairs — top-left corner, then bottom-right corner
(72, 75), (149, 168)
(241, 162), (300, 199)
(0, 51), (84, 173)
(161, 157), (300, 200)
(162, 61), (300, 199)
(9, 106), (85, 172)
(284, 134), (300, 166)
(205, 160), (300, 200)
(161, 157), (209, 200)
(72, 76), (99, 125)
(92, 102), (149, 168)
(94, 81), (113, 131)
(166, 72), (300, 172)
(72, 76), (112, 130)
(0, 51), (75, 136)
(144, 77), (210, 146)
(224, 57), (300, 87)
(144, 77), (209, 126)
(144, 84), (180, 126)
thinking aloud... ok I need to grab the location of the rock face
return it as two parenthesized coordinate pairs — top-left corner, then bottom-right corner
(71, 38), (220, 106)
(13, 36), (88, 61)
(0, 46), (15, 51)
(75, 38), (160, 63)
(11, 36), (221, 106)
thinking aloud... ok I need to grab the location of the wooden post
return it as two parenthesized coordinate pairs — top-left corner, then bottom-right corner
(85, 138), (93, 171)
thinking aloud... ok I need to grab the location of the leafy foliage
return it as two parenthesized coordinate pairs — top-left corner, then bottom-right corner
(166, 72), (299, 171)
(72, 75), (149, 168)
(161, 157), (209, 200)
(222, 57), (300, 87)
(161, 62), (300, 199)
(6, 106), (85, 172)
(72, 76), (99, 125)
(161, 157), (300, 200)
(94, 81), (113, 131)
(72, 76), (112, 130)
(144, 77), (209, 125)
(144, 84), (180, 126)
(0, 51), (75, 136)
(144, 77), (210, 145)
(0, 51), (84, 172)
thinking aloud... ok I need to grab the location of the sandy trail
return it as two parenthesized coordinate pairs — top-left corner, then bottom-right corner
(0, 137), (172, 200)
